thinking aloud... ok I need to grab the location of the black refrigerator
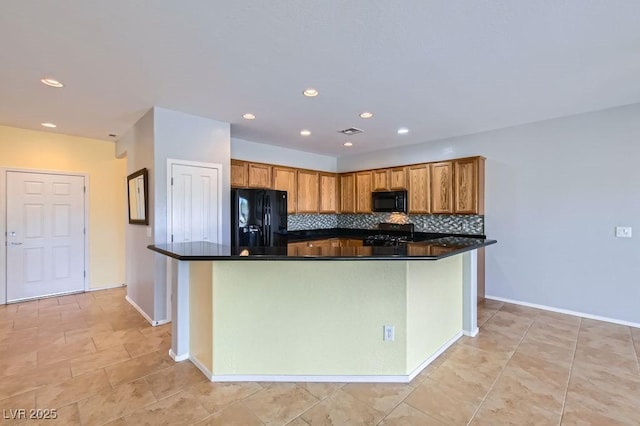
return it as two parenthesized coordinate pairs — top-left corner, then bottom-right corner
(231, 189), (287, 248)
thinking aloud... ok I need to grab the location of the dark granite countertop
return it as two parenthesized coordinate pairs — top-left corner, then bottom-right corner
(148, 236), (496, 261)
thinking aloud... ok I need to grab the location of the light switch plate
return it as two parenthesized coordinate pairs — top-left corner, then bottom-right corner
(146, 226), (152, 238)
(615, 226), (632, 238)
(383, 325), (395, 341)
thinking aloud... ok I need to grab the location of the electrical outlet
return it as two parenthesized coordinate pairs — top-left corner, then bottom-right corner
(383, 325), (395, 341)
(615, 227), (632, 238)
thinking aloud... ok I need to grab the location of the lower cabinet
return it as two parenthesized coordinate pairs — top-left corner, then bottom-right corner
(287, 238), (363, 255)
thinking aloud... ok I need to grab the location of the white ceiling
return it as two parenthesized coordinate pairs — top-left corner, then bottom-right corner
(1, 1), (639, 157)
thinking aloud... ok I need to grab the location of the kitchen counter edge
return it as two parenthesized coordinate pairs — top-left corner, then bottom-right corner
(148, 239), (496, 261)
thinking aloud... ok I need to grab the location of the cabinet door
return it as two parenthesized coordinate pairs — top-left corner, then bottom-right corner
(287, 241), (306, 256)
(454, 157), (484, 214)
(372, 169), (389, 191)
(356, 171), (373, 213)
(431, 161), (453, 213)
(389, 167), (407, 190)
(230, 160), (248, 188)
(248, 163), (272, 188)
(346, 239), (363, 247)
(319, 173), (338, 213)
(340, 173), (356, 213)
(407, 164), (430, 213)
(272, 166), (297, 214)
(297, 170), (319, 213)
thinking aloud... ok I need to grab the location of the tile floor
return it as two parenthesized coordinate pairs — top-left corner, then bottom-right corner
(1, 288), (639, 425)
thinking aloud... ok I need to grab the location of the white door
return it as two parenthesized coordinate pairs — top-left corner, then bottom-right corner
(6, 171), (85, 301)
(170, 164), (220, 243)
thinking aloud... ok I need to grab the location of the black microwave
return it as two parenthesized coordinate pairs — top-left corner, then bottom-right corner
(371, 190), (407, 213)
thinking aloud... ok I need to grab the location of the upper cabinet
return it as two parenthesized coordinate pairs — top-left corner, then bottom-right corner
(340, 173), (356, 213)
(272, 166), (297, 214)
(430, 161), (454, 214)
(230, 160), (248, 187)
(389, 167), (407, 190)
(248, 163), (272, 188)
(231, 155), (485, 216)
(319, 173), (339, 213)
(372, 169), (389, 191)
(407, 164), (430, 213)
(355, 171), (373, 213)
(454, 157), (485, 215)
(372, 167), (406, 190)
(297, 170), (319, 213)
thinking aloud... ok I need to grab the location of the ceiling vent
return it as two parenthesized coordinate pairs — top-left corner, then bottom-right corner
(338, 127), (363, 135)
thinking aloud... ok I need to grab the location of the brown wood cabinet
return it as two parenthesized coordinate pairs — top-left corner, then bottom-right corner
(454, 157), (485, 215)
(232, 155), (485, 217)
(272, 166), (297, 214)
(296, 170), (319, 213)
(355, 171), (373, 213)
(372, 169), (389, 191)
(248, 163), (272, 188)
(319, 173), (338, 213)
(230, 160), (248, 187)
(430, 161), (453, 214)
(340, 173), (356, 213)
(407, 164), (430, 213)
(343, 239), (363, 247)
(389, 167), (407, 190)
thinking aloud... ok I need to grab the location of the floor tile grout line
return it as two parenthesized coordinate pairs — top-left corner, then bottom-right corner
(272, 383), (339, 424)
(466, 312), (537, 425)
(558, 317), (581, 426)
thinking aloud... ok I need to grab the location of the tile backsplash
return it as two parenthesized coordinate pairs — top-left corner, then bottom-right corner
(287, 213), (484, 235)
(287, 214), (338, 230)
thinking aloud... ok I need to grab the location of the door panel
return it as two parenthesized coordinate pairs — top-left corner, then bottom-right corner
(7, 171), (85, 301)
(171, 164), (220, 244)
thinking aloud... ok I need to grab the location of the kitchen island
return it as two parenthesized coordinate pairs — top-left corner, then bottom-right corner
(149, 237), (496, 382)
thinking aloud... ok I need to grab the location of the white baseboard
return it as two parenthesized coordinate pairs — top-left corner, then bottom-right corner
(125, 295), (164, 327)
(190, 355), (214, 381)
(486, 295), (640, 329)
(169, 349), (190, 362)
(86, 283), (126, 292)
(207, 331), (463, 384)
(406, 330), (463, 382)
(463, 327), (479, 337)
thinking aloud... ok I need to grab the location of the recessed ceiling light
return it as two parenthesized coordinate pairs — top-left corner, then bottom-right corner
(303, 88), (318, 97)
(397, 127), (409, 135)
(40, 78), (64, 88)
(242, 113), (256, 120)
(300, 129), (311, 136)
(41, 122), (57, 128)
(344, 142), (353, 147)
(359, 112), (373, 119)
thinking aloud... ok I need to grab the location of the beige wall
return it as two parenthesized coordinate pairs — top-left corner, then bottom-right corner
(187, 259), (464, 379)
(0, 125), (126, 293)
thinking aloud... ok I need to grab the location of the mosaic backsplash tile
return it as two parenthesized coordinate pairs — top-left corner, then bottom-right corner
(287, 214), (338, 230)
(287, 212), (484, 235)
